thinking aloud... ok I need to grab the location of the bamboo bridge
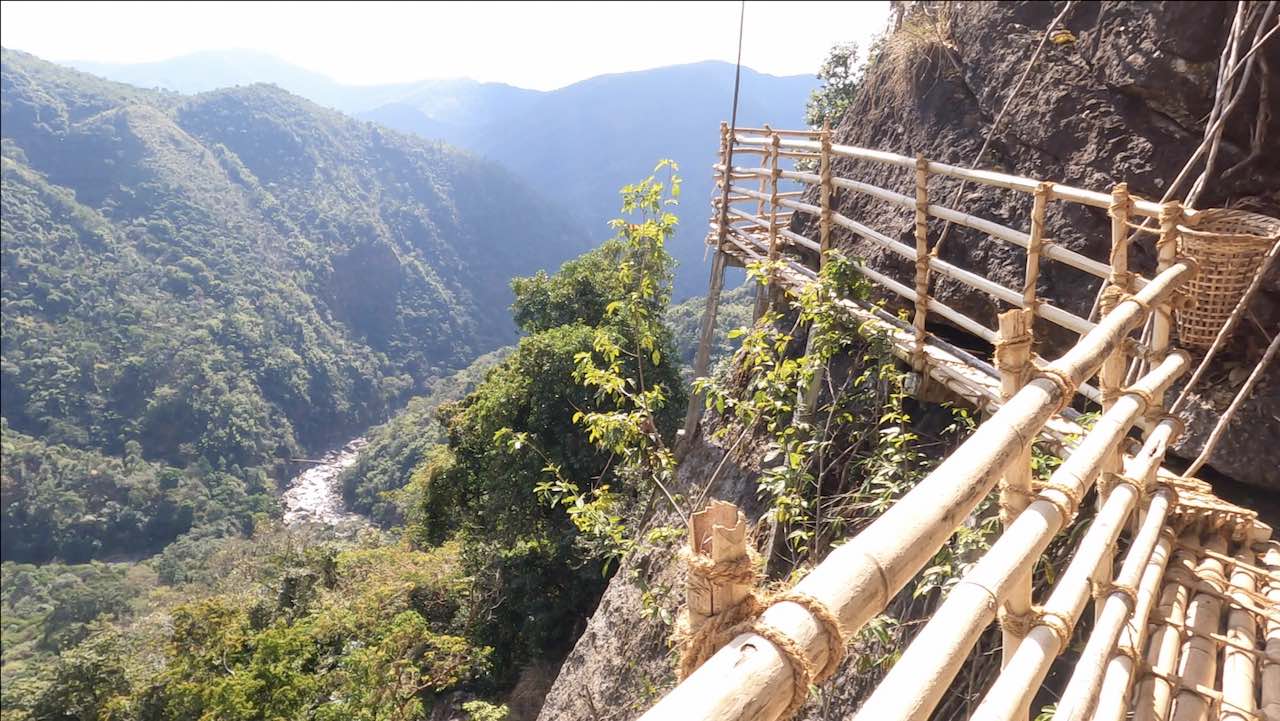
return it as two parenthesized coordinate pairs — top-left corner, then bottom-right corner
(657, 125), (1280, 721)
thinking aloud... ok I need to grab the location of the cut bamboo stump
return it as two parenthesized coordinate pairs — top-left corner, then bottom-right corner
(686, 500), (751, 634)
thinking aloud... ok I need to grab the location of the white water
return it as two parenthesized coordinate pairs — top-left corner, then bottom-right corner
(281, 438), (369, 528)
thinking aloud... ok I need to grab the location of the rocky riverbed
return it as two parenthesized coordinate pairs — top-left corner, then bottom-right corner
(282, 438), (368, 528)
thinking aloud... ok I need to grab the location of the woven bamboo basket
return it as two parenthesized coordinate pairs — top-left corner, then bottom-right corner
(1175, 208), (1280, 349)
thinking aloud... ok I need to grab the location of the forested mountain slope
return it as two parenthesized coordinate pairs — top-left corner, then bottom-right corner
(1, 49), (589, 492)
(0, 48), (593, 578)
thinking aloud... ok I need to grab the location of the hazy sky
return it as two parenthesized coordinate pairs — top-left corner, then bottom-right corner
(1, 1), (890, 90)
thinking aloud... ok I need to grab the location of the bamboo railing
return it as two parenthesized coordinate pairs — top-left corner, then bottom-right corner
(658, 125), (1276, 721)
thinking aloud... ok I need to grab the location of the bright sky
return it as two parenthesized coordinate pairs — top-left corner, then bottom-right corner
(0, 1), (890, 90)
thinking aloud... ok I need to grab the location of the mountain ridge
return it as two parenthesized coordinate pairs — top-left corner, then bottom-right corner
(60, 50), (820, 298)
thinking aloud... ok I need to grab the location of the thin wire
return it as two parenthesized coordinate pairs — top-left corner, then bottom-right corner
(729, 0), (746, 137)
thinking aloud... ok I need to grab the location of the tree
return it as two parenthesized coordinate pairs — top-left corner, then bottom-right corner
(805, 42), (864, 129)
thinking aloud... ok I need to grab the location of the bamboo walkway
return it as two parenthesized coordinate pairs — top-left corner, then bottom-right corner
(658, 125), (1278, 721)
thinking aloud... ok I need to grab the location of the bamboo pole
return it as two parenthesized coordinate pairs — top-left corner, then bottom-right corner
(1022, 182), (1050, 323)
(851, 353), (1189, 721)
(638, 264), (1194, 721)
(1151, 202), (1184, 358)
(1135, 530), (1201, 721)
(996, 310), (1035, 675)
(745, 127), (766, 324)
(974, 420), (1178, 721)
(1047, 429), (1179, 721)
(1169, 530), (1229, 721)
(686, 501), (752, 633)
(1262, 546), (1280, 721)
(912, 154), (931, 374)
(1222, 544), (1260, 721)
(732, 135), (1169, 218)
(819, 125), (832, 266)
(682, 249), (728, 443)
(1095, 183), (1135, 620)
(1184, 331), (1280, 477)
(755, 131), (781, 320)
(1091, 529), (1177, 721)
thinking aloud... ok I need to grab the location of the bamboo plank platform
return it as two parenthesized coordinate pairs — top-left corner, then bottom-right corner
(659, 124), (1277, 721)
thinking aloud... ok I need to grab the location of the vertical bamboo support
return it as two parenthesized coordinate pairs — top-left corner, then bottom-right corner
(1135, 529), (1200, 721)
(1262, 545), (1280, 721)
(682, 249), (727, 442)
(756, 132), (782, 320)
(911, 155), (931, 374)
(1169, 530), (1228, 721)
(1022, 182), (1050, 324)
(681, 123), (733, 444)
(795, 128), (833, 424)
(685, 501), (751, 643)
(1221, 544), (1259, 721)
(995, 309), (1034, 677)
(1094, 183), (1133, 620)
(819, 124), (832, 267)
(1151, 201), (1183, 359)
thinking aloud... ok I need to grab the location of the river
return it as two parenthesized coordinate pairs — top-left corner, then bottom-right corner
(281, 437), (369, 529)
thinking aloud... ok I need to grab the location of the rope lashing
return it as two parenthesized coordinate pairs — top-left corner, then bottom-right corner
(751, 620), (815, 719)
(1095, 580), (1140, 608)
(997, 605), (1035, 639)
(677, 546), (848, 719)
(1121, 384), (1158, 411)
(1038, 479), (1084, 520)
(774, 591), (847, 683)
(677, 545), (763, 679)
(1035, 608), (1076, 649)
(993, 329), (1034, 374)
(1032, 365), (1078, 413)
(1097, 471), (1144, 498)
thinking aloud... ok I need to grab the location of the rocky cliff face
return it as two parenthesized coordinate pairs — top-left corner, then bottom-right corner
(536, 3), (1277, 720)
(801, 1), (1278, 490)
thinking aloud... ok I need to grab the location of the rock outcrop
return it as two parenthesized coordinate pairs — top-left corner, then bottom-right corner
(801, 1), (1278, 490)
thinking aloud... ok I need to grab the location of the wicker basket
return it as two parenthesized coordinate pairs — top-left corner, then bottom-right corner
(1175, 208), (1280, 349)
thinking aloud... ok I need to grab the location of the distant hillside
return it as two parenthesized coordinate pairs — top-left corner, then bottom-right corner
(1, 48), (590, 480)
(68, 51), (819, 298)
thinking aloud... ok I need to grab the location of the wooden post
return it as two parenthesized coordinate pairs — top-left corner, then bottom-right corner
(1221, 544), (1259, 721)
(911, 155), (931, 375)
(995, 309), (1034, 678)
(756, 131), (782, 320)
(685, 500), (751, 635)
(819, 124), (832, 267)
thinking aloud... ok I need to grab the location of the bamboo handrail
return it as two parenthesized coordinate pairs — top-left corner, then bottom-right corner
(731, 134), (1174, 219)
(1091, 531), (1177, 721)
(641, 262), (1193, 721)
(852, 352), (1190, 721)
(676, 125), (1267, 721)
